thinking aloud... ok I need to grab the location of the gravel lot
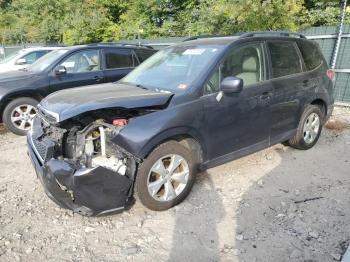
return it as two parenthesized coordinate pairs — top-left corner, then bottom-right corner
(0, 108), (350, 262)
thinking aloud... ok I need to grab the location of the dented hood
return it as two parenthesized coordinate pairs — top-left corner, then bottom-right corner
(39, 83), (173, 122)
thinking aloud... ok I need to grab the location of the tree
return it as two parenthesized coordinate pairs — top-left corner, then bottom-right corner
(0, 0), (349, 44)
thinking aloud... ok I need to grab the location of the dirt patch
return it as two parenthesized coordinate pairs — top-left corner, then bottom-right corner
(325, 118), (350, 131)
(0, 124), (7, 135)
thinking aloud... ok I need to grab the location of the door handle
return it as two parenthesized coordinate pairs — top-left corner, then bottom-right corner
(258, 92), (272, 106)
(93, 76), (103, 82)
(259, 92), (271, 100)
(302, 79), (309, 87)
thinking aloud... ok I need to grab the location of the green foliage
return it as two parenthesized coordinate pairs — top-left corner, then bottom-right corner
(301, 0), (350, 26)
(0, 0), (348, 44)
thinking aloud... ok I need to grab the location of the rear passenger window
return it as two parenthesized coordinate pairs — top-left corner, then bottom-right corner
(105, 49), (133, 69)
(268, 42), (302, 78)
(297, 41), (323, 71)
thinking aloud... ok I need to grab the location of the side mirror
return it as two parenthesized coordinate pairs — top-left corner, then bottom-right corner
(15, 58), (27, 65)
(220, 76), (243, 94)
(54, 65), (67, 76)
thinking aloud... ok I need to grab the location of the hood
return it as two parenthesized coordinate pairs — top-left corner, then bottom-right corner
(0, 70), (39, 89)
(0, 64), (26, 73)
(39, 83), (173, 122)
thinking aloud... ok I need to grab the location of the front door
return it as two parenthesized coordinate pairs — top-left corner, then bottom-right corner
(202, 42), (273, 161)
(49, 49), (104, 93)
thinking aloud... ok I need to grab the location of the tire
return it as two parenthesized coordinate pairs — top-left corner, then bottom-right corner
(2, 97), (39, 136)
(288, 105), (323, 150)
(135, 140), (196, 211)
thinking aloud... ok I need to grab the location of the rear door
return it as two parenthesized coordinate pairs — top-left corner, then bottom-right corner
(267, 40), (307, 143)
(102, 48), (136, 82)
(49, 48), (104, 93)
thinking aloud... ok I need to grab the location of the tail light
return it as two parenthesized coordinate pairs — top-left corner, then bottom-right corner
(326, 69), (335, 81)
(112, 118), (128, 127)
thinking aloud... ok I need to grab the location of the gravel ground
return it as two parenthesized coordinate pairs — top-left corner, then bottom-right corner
(0, 108), (349, 262)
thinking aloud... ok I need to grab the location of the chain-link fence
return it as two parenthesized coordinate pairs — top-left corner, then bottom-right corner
(302, 26), (350, 104)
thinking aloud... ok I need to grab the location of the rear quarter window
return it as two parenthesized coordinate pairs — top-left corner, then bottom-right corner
(268, 41), (303, 78)
(297, 40), (323, 71)
(135, 49), (156, 63)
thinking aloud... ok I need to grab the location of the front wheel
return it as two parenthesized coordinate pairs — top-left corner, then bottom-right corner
(2, 97), (38, 136)
(288, 105), (323, 150)
(135, 141), (196, 211)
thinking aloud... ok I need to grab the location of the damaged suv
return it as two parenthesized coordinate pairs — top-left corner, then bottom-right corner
(27, 32), (334, 216)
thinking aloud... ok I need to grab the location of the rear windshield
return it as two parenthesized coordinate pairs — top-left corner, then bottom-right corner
(297, 40), (323, 71)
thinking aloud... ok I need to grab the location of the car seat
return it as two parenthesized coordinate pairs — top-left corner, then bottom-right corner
(236, 56), (259, 86)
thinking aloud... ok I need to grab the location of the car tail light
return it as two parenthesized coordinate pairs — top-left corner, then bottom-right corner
(326, 69), (335, 81)
(112, 118), (128, 127)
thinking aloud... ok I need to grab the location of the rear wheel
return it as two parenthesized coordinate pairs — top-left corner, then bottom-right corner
(288, 105), (323, 150)
(135, 141), (196, 211)
(2, 97), (38, 136)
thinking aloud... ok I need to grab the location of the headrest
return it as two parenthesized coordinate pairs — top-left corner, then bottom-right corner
(242, 56), (257, 72)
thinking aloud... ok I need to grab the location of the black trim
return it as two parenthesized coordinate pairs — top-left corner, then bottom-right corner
(200, 139), (269, 170)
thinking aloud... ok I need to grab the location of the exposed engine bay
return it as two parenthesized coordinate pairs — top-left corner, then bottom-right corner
(28, 107), (155, 216)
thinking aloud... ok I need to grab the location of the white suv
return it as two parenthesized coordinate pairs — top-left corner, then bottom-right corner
(0, 47), (60, 73)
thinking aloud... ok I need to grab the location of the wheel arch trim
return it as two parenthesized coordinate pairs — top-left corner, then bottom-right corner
(137, 127), (207, 162)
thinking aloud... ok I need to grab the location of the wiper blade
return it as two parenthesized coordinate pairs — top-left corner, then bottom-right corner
(136, 84), (148, 90)
(120, 81), (149, 90)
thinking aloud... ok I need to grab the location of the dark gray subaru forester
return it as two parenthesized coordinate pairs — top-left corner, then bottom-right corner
(27, 32), (334, 216)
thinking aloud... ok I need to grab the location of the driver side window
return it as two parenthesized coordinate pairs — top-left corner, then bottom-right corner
(205, 43), (264, 94)
(59, 49), (100, 74)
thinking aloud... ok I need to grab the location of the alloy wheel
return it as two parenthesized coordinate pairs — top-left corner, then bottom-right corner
(303, 112), (320, 144)
(10, 104), (37, 131)
(147, 154), (189, 202)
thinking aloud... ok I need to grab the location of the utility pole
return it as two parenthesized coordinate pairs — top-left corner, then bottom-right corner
(331, 0), (348, 69)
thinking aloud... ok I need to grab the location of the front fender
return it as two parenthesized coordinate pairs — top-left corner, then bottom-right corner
(112, 99), (206, 160)
(139, 126), (207, 159)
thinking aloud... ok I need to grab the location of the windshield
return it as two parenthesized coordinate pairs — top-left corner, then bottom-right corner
(120, 45), (223, 91)
(0, 50), (22, 64)
(28, 49), (68, 72)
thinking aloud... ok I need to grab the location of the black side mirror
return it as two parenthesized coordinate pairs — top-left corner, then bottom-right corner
(54, 65), (67, 76)
(15, 58), (27, 65)
(220, 76), (243, 94)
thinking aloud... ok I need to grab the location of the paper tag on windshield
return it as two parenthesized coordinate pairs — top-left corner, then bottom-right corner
(183, 49), (205, 55)
(178, 83), (188, 89)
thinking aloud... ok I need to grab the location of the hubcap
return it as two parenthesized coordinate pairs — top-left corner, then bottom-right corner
(10, 104), (37, 131)
(147, 154), (189, 202)
(303, 113), (320, 144)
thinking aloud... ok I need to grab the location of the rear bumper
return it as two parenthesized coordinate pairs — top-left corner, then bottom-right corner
(27, 134), (135, 216)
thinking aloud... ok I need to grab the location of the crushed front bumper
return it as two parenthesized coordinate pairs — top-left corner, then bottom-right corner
(27, 134), (135, 216)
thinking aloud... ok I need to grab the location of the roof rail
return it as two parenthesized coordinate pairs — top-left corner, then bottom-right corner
(113, 42), (154, 49)
(239, 31), (306, 39)
(183, 35), (229, 41)
(87, 42), (154, 49)
(44, 44), (66, 47)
